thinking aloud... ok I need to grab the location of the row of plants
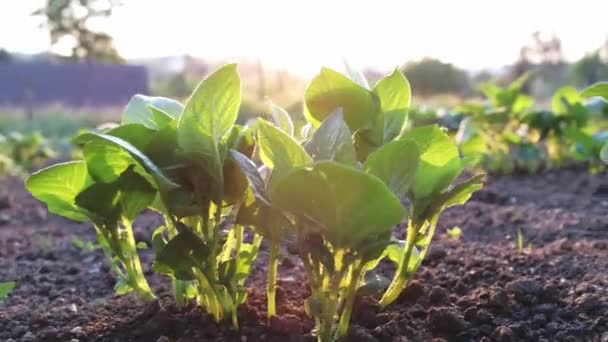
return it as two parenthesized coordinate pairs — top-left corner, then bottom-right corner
(0, 131), (56, 178)
(455, 76), (608, 173)
(25, 64), (483, 341)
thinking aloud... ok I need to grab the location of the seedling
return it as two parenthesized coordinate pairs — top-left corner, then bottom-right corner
(72, 237), (102, 252)
(447, 226), (462, 240)
(26, 65), (264, 327)
(0, 281), (15, 301)
(516, 228), (533, 254)
(253, 66), (482, 340)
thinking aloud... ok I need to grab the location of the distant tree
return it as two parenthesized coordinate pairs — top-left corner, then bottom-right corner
(401, 58), (470, 96)
(0, 49), (12, 63)
(511, 31), (565, 94)
(32, 0), (124, 63)
(572, 52), (608, 86)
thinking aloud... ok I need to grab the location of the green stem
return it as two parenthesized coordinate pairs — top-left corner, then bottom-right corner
(336, 263), (364, 340)
(267, 239), (280, 319)
(194, 268), (223, 322)
(165, 216), (189, 307)
(122, 220), (155, 301)
(379, 220), (419, 309)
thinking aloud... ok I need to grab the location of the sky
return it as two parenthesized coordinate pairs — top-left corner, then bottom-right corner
(1, 0), (607, 77)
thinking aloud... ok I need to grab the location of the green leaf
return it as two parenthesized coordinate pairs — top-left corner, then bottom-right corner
(257, 119), (312, 182)
(363, 139), (419, 198)
(75, 132), (178, 193)
(229, 150), (266, 198)
(400, 126), (463, 200)
(149, 105), (176, 128)
(305, 110), (356, 165)
(601, 142), (608, 164)
(269, 101), (294, 136)
(83, 141), (133, 183)
(153, 227), (210, 280)
(0, 281), (16, 300)
(435, 174), (484, 209)
(178, 63), (241, 145)
(269, 161), (404, 248)
(552, 86), (582, 114)
(581, 82), (608, 101)
(122, 95), (184, 129)
(304, 67), (380, 131)
(76, 167), (156, 223)
(373, 69), (411, 142)
(25, 161), (91, 221)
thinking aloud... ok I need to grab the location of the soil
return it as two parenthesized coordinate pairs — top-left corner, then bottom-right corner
(1, 165), (607, 342)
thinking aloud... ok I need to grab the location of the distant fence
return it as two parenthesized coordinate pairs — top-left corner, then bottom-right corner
(0, 62), (148, 108)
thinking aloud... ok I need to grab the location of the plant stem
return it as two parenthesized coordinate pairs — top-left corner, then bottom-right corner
(267, 239), (280, 319)
(336, 263), (364, 340)
(122, 220), (155, 301)
(379, 220), (419, 309)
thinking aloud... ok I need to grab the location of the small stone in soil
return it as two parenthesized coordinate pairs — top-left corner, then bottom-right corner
(506, 278), (542, 305)
(493, 326), (515, 342)
(429, 286), (448, 304)
(400, 281), (426, 303)
(427, 307), (467, 334)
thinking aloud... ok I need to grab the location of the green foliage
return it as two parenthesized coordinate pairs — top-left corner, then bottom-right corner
(581, 82), (608, 101)
(24, 64), (483, 341)
(402, 58), (469, 96)
(0, 131), (56, 177)
(0, 281), (15, 301)
(456, 76), (602, 174)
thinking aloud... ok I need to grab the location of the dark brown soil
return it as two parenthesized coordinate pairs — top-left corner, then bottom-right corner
(1, 166), (607, 342)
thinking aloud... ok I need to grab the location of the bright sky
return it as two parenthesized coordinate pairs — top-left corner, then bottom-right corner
(1, 0), (607, 76)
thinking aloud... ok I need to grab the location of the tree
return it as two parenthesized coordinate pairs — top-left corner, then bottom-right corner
(401, 58), (470, 97)
(33, 0), (124, 63)
(0, 49), (12, 63)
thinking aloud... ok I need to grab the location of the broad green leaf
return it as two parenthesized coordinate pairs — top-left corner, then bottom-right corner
(149, 105), (176, 128)
(76, 167), (156, 224)
(26, 161), (91, 221)
(83, 141), (133, 183)
(177, 64), (241, 183)
(122, 95), (184, 129)
(434, 174), (484, 210)
(581, 82), (608, 101)
(305, 110), (356, 165)
(304, 67), (380, 131)
(401, 125), (463, 200)
(373, 69), (411, 142)
(178, 63), (241, 144)
(269, 161), (404, 248)
(552, 86), (582, 114)
(363, 139), (419, 197)
(229, 150), (266, 198)
(153, 227), (210, 280)
(269, 101), (294, 136)
(74, 132), (178, 193)
(0, 281), (15, 300)
(257, 119), (312, 181)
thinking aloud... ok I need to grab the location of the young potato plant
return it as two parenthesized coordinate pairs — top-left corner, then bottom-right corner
(456, 74), (540, 173)
(252, 66), (483, 341)
(0, 131), (56, 177)
(26, 64), (264, 327)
